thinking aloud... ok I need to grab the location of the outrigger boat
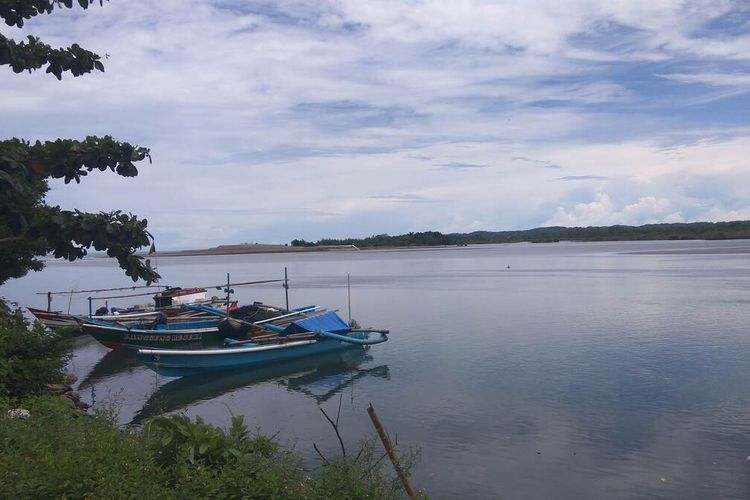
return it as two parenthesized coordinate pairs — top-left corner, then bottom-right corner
(79, 317), (224, 351)
(28, 287), (232, 332)
(135, 311), (388, 377)
(78, 303), (321, 351)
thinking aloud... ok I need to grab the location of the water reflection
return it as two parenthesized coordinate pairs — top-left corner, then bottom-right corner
(132, 349), (389, 424)
(78, 350), (141, 390)
(279, 360), (389, 404)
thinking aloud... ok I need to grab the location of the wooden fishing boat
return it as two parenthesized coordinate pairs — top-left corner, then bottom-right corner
(79, 303), (321, 351)
(28, 307), (165, 330)
(27, 287), (230, 332)
(135, 312), (388, 377)
(217, 304), (321, 337)
(80, 317), (224, 351)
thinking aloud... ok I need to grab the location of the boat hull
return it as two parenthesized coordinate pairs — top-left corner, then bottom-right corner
(26, 308), (79, 330)
(137, 338), (365, 377)
(28, 307), (217, 332)
(81, 321), (223, 351)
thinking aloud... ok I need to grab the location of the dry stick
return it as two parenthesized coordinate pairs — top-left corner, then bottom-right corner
(366, 403), (417, 500)
(319, 395), (347, 457)
(360, 451), (390, 479)
(313, 443), (330, 465)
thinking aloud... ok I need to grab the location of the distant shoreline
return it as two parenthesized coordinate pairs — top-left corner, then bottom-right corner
(146, 221), (750, 257)
(151, 243), (360, 257)
(147, 238), (750, 258)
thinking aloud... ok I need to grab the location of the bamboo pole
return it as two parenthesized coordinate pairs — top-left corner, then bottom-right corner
(36, 284), (165, 295)
(36, 278), (282, 297)
(366, 403), (417, 500)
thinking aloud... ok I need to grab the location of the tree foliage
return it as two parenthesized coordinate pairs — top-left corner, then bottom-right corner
(0, 1), (104, 79)
(0, 0), (159, 285)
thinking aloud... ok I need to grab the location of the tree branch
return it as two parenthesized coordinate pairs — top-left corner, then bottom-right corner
(1, 1), (104, 29)
(0, 33), (103, 79)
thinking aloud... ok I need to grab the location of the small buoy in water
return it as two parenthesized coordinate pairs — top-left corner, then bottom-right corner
(506, 265), (511, 270)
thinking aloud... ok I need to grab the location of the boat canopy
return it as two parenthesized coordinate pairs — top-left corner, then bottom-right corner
(281, 311), (350, 335)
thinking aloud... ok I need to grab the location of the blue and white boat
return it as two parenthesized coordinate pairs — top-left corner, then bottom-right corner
(135, 311), (388, 377)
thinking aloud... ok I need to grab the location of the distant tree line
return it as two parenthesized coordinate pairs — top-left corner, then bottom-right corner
(290, 221), (750, 248)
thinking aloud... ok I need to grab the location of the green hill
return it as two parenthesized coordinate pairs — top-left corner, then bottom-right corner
(292, 220), (750, 248)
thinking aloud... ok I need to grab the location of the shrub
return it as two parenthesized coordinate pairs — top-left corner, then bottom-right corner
(0, 396), (170, 499)
(0, 303), (71, 400)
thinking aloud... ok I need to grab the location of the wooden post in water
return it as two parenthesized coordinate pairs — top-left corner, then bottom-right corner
(47, 291), (52, 312)
(87, 297), (93, 318)
(284, 267), (289, 311)
(225, 273), (231, 317)
(367, 403), (417, 499)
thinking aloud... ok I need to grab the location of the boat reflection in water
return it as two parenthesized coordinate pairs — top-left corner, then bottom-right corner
(132, 349), (389, 424)
(77, 350), (142, 390)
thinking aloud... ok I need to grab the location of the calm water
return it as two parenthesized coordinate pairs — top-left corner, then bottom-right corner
(3, 240), (750, 499)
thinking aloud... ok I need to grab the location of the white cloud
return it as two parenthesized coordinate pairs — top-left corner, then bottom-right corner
(656, 72), (750, 86)
(2, 1), (750, 248)
(545, 194), (684, 227)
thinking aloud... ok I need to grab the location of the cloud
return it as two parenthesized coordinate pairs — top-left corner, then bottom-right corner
(545, 194), (684, 227)
(556, 175), (610, 181)
(655, 72), (750, 87)
(2, 1), (750, 249)
(367, 193), (443, 203)
(435, 163), (490, 170)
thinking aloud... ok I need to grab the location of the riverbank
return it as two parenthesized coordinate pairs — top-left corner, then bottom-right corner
(153, 243), (359, 257)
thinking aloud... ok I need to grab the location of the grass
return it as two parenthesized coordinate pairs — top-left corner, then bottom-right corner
(0, 396), (421, 499)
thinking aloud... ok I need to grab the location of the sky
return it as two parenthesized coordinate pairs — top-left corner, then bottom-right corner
(2, 0), (750, 250)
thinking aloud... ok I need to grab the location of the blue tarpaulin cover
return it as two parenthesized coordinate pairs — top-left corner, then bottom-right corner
(282, 311), (350, 335)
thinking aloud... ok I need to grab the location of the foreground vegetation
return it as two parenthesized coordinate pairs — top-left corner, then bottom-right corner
(0, 398), (416, 499)
(0, 305), (420, 499)
(292, 220), (750, 248)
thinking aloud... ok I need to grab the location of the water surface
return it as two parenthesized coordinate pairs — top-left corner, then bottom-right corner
(3, 240), (750, 499)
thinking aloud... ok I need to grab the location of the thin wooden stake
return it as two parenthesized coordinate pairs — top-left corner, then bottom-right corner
(284, 267), (290, 311)
(366, 403), (417, 500)
(347, 273), (351, 324)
